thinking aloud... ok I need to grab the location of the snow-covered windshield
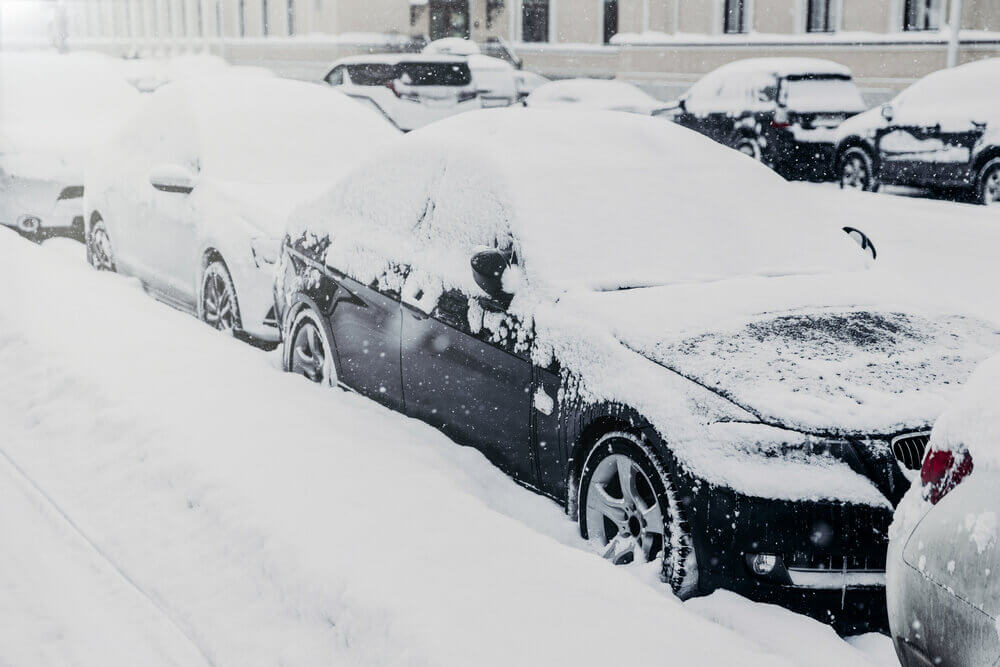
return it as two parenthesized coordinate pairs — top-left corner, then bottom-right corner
(779, 77), (866, 113)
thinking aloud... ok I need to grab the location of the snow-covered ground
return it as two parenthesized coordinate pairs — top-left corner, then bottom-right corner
(0, 223), (911, 664)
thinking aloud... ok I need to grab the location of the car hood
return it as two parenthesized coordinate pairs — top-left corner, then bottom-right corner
(572, 272), (1000, 436)
(834, 105), (885, 144)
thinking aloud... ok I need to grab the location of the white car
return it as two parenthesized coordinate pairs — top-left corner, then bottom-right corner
(525, 78), (667, 115)
(888, 354), (1000, 666)
(422, 38), (523, 108)
(84, 75), (398, 344)
(0, 52), (141, 239)
(323, 54), (482, 131)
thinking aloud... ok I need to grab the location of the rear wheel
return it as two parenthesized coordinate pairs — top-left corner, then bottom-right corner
(285, 307), (337, 386)
(734, 137), (762, 161)
(579, 432), (697, 597)
(86, 219), (115, 271)
(199, 260), (241, 333)
(978, 158), (1000, 207)
(840, 147), (878, 192)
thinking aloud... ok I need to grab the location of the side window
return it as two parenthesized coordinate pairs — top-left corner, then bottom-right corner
(435, 287), (532, 357)
(325, 66), (345, 86)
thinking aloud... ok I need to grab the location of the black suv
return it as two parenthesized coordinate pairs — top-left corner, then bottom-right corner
(662, 58), (867, 180)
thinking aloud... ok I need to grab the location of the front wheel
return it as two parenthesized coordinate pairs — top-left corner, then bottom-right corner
(579, 432), (697, 597)
(978, 158), (1000, 207)
(840, 147), (878, 192)
(199, 260), (242, 333)
(86, 219), (116, 271)
(284, 307), (337, 386)
(734, 137), (762, 161)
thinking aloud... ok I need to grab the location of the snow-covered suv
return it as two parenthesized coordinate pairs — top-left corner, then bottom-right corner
(835, 58), (1000, 206)
(665, 58), (867, 180)
(324, 54), (481, 131)
(275, 109), (1000, 634)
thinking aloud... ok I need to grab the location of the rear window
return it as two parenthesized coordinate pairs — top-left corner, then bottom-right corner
(397, 62), (472, 87)
(347, 64), (398, 87)
(778, 76), (866, 112)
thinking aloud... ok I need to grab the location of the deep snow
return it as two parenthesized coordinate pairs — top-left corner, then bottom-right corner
(0, 229), (895, 665)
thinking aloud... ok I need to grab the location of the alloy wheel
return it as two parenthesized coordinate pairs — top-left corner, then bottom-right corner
(584, 453), (666, 565)
(88, 223), (115, 271)
(841, 154), (870, 191)
(202, 264), (238, 331)
(289, 314), (331, 384)
(983, 165), (1000, 206)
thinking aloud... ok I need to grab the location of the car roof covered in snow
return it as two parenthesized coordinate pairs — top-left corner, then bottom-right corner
(709, 57), (854, 79)
(896, 57), (1000, 111)
(292, 108), (867, 293)
(331, 53), (471, 67)
(526, 78), (661, 110)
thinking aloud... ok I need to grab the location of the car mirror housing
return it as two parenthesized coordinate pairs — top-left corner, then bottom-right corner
(471, 249), (513, 304)
(149, 163), (197, 194)
(880, 104), (895, 122)
(843, 226), (877, 261)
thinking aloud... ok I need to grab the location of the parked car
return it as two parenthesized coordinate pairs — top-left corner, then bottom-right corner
(422, 38), (522, 109)
(525, 78), (667, 115)
(0, 52), (141, 240)
(275, 109), (1000, 633)
(324, 54), (482, 131)
(887, 354), (1000, 666)
(835, 58), (1000, 206)
(84, 75), (398, 345)
(662, 58), (867, 180)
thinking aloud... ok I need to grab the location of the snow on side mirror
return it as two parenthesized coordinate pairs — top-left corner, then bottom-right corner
(843, 226), (877, 261)
(471, 249), (514, 305)
(149, 163), (197, 194)
(880, 104), (895, 122)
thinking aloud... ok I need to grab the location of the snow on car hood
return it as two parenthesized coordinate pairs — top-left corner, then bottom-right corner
(572, 272), (1000, 436)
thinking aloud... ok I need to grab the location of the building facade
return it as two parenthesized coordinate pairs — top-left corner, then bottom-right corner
(16, 0), (1000, 98)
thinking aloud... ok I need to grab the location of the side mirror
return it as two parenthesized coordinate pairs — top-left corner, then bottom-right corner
(843, 226), (877, 261)
(471, 249), (513, 304)
(880, 104), (895, 123)
(677, 97), (687, 112)
(149, 163), (197, 194)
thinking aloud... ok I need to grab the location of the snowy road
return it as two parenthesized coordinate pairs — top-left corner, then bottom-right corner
(5, 181), (989, 666)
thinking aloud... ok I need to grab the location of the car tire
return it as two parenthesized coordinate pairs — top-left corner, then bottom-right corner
(977, 158), (1000, 207)
(734, 137), (762, 161)
(840, 147), (879, 192)
(579, 431), (698, 597)
(86, 218), (116, 271)
(199, 259), (242, 333)
(284, 306), (337, 386)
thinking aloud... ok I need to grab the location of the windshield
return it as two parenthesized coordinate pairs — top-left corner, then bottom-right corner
(397, 62), (472, 87)
(779, 76), (866, 112)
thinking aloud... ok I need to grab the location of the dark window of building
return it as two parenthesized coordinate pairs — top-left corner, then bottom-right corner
(806, 0), (832, 32)
(287, 0), (295, 35)
(603, 0), (618, 43)
(487, 0), (504, 29)
(904, 0), (942, 30)
(238, 0), (246, 37)
(215, 0), (223, 36)
(261, 0), (269, 36)
(523, 0), (549, 42)
(196, 0), (204, 36)
(723, 0), (746, 33)
(429, 0), (470, 40)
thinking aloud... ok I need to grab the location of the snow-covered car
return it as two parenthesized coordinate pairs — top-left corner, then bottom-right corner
(84, 75), (398, 344)
(835, 58), (1000, 206)
(664, 58), (867, 180)
(887, 355), (1000, 666)
(525, 78), (666, 115)
(423, 38), (536, 108)
(0, 52), (141, 239)
(275, 109), (1000, 633)
(323, 54), (482, 131)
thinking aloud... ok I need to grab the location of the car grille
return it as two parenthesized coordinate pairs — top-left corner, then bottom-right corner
(786, 551), (886, 573)
(891, 432), (930, 471)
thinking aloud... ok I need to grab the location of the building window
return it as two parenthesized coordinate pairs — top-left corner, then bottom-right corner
(723, 0), (746, 33)
(429, 0), (470, 40)
(806, 0), (832, 32)
(238, 0), (246, 37)
(262, 0), (270, 36)
(487, 0), (504, 29)
(287, 0), (295, 35)
(904, 0), (942, 31)
(523, 0), (549, 42)
(603, 0), (618, 43)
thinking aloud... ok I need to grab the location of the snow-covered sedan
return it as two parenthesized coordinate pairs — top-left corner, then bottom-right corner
(525, 78), (667, 115)
(665, 58), (867, 180)
(323, 54), (482, 131)
(275, 109), (1000, 633)
(835, 58), (1000, 206)
(84, 75), (398, 344)
(0, 52), (141, 240)
(888, 355), (1000, 666)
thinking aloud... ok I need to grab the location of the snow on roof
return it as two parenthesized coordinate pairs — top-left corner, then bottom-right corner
(331, 53), (470, 66)
(525, 78), (661, 112)
(896, 57), (1000, 109)
(423, 37), (482, 55)
(294, 108), (865, 294)
(710, 57), (854, 79)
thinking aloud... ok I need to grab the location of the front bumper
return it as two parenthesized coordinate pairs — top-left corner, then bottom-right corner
(765, 133), (837, 181)
(689, 485), (891, 634)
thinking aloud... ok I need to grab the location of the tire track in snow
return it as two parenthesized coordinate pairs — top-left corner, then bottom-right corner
(0, 447), (216, 667)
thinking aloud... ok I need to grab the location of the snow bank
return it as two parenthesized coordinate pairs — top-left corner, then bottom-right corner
(525, 78), (663, 114)
(0, 228), (791, 666)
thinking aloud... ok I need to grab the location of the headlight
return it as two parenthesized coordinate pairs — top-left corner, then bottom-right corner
(250, 237), (281, 268)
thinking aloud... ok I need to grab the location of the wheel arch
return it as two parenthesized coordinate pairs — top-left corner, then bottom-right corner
(972, 146), (1000, 179)
(836, 137), (878, 169)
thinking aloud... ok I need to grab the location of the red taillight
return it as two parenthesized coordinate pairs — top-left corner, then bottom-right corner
(386, 80), (400, 98)
(771, 120), (792, 129)
(921, 448), (974, 505)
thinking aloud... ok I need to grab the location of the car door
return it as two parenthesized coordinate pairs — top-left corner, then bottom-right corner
(326, 269), (405, 413)
(400, 283), (536, 485)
